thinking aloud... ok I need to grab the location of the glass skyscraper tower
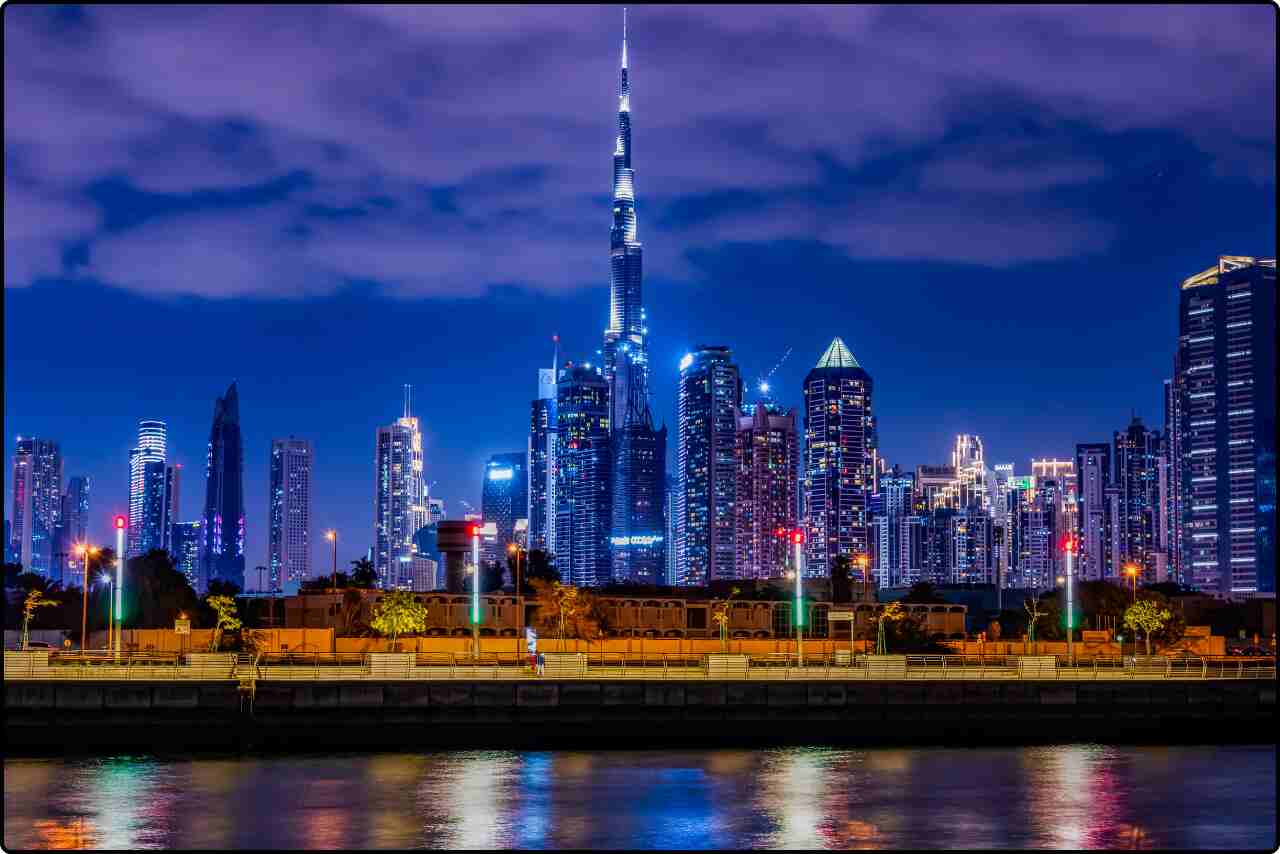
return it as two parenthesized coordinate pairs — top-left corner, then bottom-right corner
(269, 437), (313, 590)
(374, 387), (427, 590)
(9, 437), (62, 578)
(199, 382), (246, 593)
(127, 420), (168, 558)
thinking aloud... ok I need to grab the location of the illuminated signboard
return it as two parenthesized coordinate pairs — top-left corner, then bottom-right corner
(488, 467), (514, 481)
(610, 535), (664, 547)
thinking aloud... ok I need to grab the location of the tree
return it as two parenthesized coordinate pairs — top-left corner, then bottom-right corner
(339, 588), (367, 636)
(710, 586), (741, 652)
(207, 578), (242, 597)
(349, 558), (378, 589)
(122, 549), (202, 629)
(370, 590), (427, 650)
(530, 579), (602, 644)
(830, 557), (853, 603)
(1124, 600), (1173, 656)
(1024, 597), (1048, 649)
(206, 595), (242, 651)
(521, 549), (559, 592)
(21, 589), (59, 650)
(875, 602), (906, 654)
(901, 582), (947, 604)
(481, 561), (506, 593)
(301, 573), (349, 592)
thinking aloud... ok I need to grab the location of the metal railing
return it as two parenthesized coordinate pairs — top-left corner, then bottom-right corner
(4, 650), (1275, 682)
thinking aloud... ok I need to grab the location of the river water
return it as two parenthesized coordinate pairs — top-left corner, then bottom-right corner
(3, 745), (1274, 849)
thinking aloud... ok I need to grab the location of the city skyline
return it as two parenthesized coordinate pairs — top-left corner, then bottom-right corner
(4, 5), (1276, 575)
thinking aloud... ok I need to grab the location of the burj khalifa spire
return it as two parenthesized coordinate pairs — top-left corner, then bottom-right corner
(606, 10), (667, 584)
(604, 7), (647, 430)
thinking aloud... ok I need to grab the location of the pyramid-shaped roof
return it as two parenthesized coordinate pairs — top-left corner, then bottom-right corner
(815, 337), (859, 369)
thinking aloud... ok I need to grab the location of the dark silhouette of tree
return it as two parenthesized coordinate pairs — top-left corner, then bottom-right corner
(901, 582), (946, 604)
(349, 558), (377, 588)
(4, 563), (24, 589)
(207, 578), (242, 597)
(830, 556), (853, 603)
(301, 573), (349, 591)
(122, 549), (202, 629)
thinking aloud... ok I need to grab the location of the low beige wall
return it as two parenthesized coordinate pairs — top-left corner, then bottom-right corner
(335, 636), (876, 656)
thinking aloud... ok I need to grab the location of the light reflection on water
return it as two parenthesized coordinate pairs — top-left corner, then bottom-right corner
(3, 745), (1274, 850)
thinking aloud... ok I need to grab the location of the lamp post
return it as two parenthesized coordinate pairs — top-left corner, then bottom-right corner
(470, 523), (481, 661)
(792, 529), (805, 668)
(113, 515), (126, 660)
(1063, 535), (1076, 666)
(856, 554), (870, 601)
(75, 543), (99, 653)
(100, 574), (114, 652)
(508, 543), (524, 662)
(1123, 563), (1139, 604)
(326, 530), (338, 591)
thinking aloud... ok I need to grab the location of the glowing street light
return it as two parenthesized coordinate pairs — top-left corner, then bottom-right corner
(99, 573), (114, 651)
(113, 515), (126, 660)
(1062, 535), (1076, 665)
(325, 530), (338, 590)
(856, 554), (870, 601)
(469, 523), (481, 660)
(74, 542), (100, 653)
(1123, 563), (1140, 604)
(508, 543), (526, 660)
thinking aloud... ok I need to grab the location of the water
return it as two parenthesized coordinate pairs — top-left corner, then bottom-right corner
(4, 745), (1274, 850)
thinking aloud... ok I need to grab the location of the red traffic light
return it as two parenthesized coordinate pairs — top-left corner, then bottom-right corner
(113, 515), (127, 530)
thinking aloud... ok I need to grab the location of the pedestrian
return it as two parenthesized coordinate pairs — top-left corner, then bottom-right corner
(536, 652), (545, 676)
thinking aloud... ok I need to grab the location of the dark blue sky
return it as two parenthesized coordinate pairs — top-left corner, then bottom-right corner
(4, 5), (1275, 581)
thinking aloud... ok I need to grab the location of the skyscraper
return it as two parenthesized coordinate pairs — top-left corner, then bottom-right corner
(374, 387), (427, 590)
(482, 452), (529, 564)
(10, 437), (62, 577)
(269, 437), (313, 590)
(602, 10), (648, 427)
(58, 475), (90, 579)
(677, 345), (742, 586)
(610, 353), (668, 585)
(528, 357), (558, 554)
(171, 521), (201, 589)
(199, 382), (246, 593)
(1075, 443), (1112, 582)
(734, 398), (799, 581)
(163, 464), (181, 553)
(803, 337), (874, 577)
(554, 362), (612, 587)
(1112, 416), (1161, 580)
(128, 420), (168, 558)
(1174, 255), (1276, 594)
(870, 466), (915, 587)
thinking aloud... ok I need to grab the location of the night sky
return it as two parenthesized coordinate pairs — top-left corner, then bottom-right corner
(4, 5), (1275, 583)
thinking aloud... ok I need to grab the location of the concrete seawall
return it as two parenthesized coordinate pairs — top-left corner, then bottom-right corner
(6, 678), (1274, 752)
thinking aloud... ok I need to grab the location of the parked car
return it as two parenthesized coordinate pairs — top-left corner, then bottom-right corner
(24, 641), (54, 649)
(1227, 646), (1272, 657)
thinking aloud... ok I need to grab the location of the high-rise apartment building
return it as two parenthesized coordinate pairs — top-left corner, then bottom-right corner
(733, 399), (799, 581)
(163, 464), (181, 553)
(57, 475), (90, 579)
(1174, 256), (1276, 594)
(870, 466), (916, 588)
(374, 388), (427, 590)
(803, 337), (874, 577)
(269, 437), (313, 589)
(528, 363), (558, 553)
(128, 420), (168, 558)
(10, 437), (62, 577)
(1075, 442), (1112, 582)
(199, 382), (246, 593)
(677, 345), (742, 585)
(555, 363), (612, 587)
(1112, 416), (1161, 580)
(482, 452), (529, 565)
(171, 521), (202, 589)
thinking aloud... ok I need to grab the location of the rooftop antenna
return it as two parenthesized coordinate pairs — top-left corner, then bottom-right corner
(404, 384), (412, 419)
(552, 333), (560, 373)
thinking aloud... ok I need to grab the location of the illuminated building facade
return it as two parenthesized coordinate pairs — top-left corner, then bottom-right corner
(163, 465), (181, 553)
(916, 464), (959, 511)
(610, 353), (668, 584)
(127, 420), (168, 558)
(803, 337), (874, 577)
(870, 467), (918, 588)
(171, 521), (202, 588)
(1175, 256), (1276, 594)
(268, 437), (313, 589)
(602, 12), (648, 429)
(528, 365), (557, 553)
(1112, 416), (1162, 581)
(56, 475), (90, 579)
(482, 452), (528, 565)
(1075, 442), (1112, 582)
(374, 387), (427, 590)
(9, 437), (62, 578)
(677, 345), (742, 585)
(733, 400), (799, 580)
(555, 362), (612, 587)
(199, 382), (246, 593)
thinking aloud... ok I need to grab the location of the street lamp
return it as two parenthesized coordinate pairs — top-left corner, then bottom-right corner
(508, 543), (525, 662)
(1123, 563), (1139, 604)
(469, 523), (481, 661)
(856, 554), (870, 601)
(99, 573), (114, 652)
(75, 543), (100, 653)
(792, 529), (805, 668)
(326, 530), (338, 590)
(113, 515), (126, 660)
(1062, 535), (1076, 666)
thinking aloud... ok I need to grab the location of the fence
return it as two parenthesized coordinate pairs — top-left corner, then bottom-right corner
(4, 650), (1274, 682)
